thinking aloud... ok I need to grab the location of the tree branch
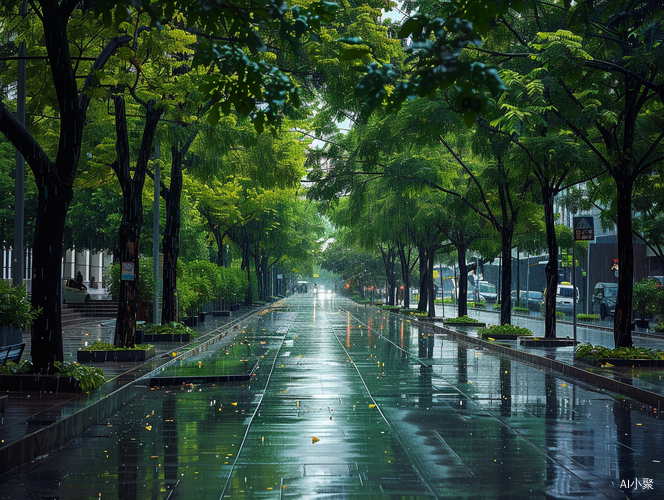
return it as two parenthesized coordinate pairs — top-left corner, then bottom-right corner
(0, 102), (51, 174)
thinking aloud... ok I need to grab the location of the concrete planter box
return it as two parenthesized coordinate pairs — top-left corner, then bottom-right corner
(479, 332), (526, 341)
(443, 321), (486, 328)
(142, 334), (191, 343)
(519, 337), (578, 347)
(77, 346), (155, 363)
(596, 358), (664, 368)
(0, 374), (82, 393)
(149, 373), (251, 388)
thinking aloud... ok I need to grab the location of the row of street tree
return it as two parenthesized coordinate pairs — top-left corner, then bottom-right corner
(0, 0), (331, 372)
(0, 1), (662, 373)
(308, 0), (664, 349)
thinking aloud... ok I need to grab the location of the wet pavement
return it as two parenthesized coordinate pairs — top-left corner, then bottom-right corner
(429, 304), (664, 398)
(1, 295), (663, 498)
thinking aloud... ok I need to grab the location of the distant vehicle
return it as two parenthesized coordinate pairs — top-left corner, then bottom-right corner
(511, 290), (543, 310)
(592, 282), (618, 319)
(62, 279), (90, 304)
(297, 281), (308, 293)
(554, 281), (579, 315)
(478, 281), (497, 303)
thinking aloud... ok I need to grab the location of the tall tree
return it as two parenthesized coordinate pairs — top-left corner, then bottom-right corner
(530, 1), (664, 346)
(0, 2), (130, 372)
(0, 0), (334, 368)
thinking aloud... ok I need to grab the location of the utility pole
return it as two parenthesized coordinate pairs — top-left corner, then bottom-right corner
(153, 141), (160, 324)
(12, 0), (28, 289)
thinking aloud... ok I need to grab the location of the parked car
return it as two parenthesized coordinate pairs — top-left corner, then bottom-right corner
(542, 281), (579, 315)
(511, 290), (544, 310)
(591, 282), (618, 319)
(62, 279), (90, 304)
(478, 281), (497, 303)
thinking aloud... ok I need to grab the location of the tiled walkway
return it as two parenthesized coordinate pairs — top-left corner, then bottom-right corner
(0, 295), (662, 498)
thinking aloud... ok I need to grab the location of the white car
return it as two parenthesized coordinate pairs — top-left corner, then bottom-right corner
(555, 281), (579, 315)
(62, 279), (90, 304)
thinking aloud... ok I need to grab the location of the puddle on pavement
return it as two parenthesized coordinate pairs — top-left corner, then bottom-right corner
(1, 298), (662, 499)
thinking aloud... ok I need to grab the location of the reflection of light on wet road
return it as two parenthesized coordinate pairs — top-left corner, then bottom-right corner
(3, 296), (663, 499)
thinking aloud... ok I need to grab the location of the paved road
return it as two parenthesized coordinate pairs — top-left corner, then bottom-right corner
(1, 295), (662, 498)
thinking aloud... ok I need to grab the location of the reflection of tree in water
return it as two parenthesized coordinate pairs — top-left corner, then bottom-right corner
(418, 333), (434, 409)
(500, 357), (511, 417)
(457, 344), (467, 385)
(544, 373), (559, 490)
(163, 392), (178, 487)
(614, 399), (635, 491)
(118, 437), (139, 500)
(418, 332), (435, 359)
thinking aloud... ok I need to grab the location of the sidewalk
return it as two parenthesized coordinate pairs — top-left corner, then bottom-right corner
(427, 303), (664, 399)
(1, 294), (662, 498)
(0, 306), (262, 474)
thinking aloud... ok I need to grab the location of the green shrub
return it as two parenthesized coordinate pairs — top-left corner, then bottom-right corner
(633, 278), (660, 318)
(0, 280), (41, 329)
(0, 360), (33, 375)
(577, 314), (600, 321)
(145, 321), (196, 338)
(445, 315), (480, 324)
(513, 306), (529, 312)
(478, 324), (533, 336)
(79, 341), (152, 351)
(575, 342), (664, 360)
(54, 361), (106, 392)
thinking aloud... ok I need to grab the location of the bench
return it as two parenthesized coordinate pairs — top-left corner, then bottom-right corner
(0, 343), (26, 365)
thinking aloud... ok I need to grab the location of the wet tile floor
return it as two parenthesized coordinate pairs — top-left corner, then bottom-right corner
(430, 304), (664, 397)
(1, 295), (662, 498)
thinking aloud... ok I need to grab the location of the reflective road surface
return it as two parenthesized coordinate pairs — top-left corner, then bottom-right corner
(1, 294), (662, 499)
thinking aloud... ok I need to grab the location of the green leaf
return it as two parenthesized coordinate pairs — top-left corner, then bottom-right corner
(208, 104), (221, 126)
(339, 48), (371, 61)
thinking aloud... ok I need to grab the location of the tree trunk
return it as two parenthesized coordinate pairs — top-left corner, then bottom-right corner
(614, 176), (635, 347)
(114, 220), (141, 348)
(397, 243), (413, 309)
(418, 245), (428, 312)
(112, 98), (162, 347)
(161, 160), (182, 323)
(242, 240), (253, 305)
(499, 228), (514, 326)
(160, 132), (197, 324)
(427, 245), (436, 317)
(457, 244), (468, 317)
(30, 187), (70, 373)
(379, 245), (397, 306)
(542, 186), (558, 338)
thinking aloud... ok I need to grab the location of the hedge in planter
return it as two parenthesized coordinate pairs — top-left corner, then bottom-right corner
(575, 343), (664, 366)
(478, 324), (533, 339)
(444, 315), (482, 324)
(77, 341), (155, 362)
(0, 360), (105, 392)
(142, 322), (196, 342)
